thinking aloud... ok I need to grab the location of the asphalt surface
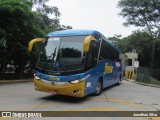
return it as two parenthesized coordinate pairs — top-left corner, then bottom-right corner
(0, 80), (159, 120)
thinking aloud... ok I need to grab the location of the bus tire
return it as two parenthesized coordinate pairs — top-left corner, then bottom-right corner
(94, 79), (103, 96)
(117, 75), (121, 85)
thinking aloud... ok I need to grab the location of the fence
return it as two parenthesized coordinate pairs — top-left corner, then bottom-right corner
(136, 67), (160, 85)
(0, 63), (34, 80)
(0, 72), (33, 80)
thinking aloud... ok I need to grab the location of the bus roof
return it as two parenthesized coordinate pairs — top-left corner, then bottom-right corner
(47, 29), (102, 37)
(47, 29), (121, 53)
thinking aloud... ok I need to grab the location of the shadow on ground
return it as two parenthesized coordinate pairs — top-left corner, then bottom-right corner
(38, 83), (120, 103)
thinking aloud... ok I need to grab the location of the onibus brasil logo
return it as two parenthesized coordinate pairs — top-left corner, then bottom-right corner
(1, 112), (42, 118)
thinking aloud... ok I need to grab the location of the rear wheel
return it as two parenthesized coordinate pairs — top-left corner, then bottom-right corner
(94, 79), (103, 96)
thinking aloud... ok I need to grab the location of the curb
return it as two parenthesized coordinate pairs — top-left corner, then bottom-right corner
(0, 79), (33, 83)
(125, 79), (160, 88)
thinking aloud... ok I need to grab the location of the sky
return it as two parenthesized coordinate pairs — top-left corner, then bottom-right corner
(47, 0), (138, 38)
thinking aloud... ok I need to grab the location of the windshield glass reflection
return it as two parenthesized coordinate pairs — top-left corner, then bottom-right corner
(36, 36), (86, 75)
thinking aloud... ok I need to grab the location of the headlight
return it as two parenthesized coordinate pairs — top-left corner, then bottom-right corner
(34, 74), (40, 80)
(70, 74), (90, 84)
(70, 80), (79, 84)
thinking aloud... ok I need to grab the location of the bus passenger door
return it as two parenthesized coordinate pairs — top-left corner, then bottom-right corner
(84, 40), (99, 95)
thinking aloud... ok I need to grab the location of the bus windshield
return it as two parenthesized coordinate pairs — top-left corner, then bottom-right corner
(36, 35), (86, 75)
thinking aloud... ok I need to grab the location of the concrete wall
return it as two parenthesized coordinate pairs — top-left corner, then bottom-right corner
(124, 52), (138, 79)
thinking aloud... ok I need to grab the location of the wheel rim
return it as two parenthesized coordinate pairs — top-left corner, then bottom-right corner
(96, 82), (101, 94)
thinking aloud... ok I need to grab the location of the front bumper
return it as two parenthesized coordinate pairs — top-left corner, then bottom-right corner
(34, 79), (85, 97)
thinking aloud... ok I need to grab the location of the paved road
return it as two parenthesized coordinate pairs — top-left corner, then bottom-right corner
(0, 80), (159, 120)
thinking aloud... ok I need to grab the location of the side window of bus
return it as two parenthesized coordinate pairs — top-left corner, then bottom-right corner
(99, 39), (119, 61)
(86, 41), (98, 69)
(99, 39), (109, 60)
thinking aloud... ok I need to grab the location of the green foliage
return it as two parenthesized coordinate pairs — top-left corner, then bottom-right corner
(123, 31), (152, 67)
(0, 0), (72, 79)
(108, 30), (160, 68)
(108, 34), (126, 52)
(31, 0), (72, 33)
(118, 0), (160, 35)
(118, 0), (160, 69)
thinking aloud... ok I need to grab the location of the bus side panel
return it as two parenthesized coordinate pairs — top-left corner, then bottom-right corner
(108, 60), (118, 85)
(83, 60), (110, 96)
(103, 60), (115, 88)
(105, 60), (122, 86)
(83, 60), (122, 96)
(84, 74), (98, 96)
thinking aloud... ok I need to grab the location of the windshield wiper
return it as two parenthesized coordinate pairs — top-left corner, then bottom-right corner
(47, 47), (57, 60)
(58, 49), (68, 75)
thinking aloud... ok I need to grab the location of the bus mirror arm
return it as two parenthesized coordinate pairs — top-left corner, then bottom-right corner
(28, 38), (45, 52)
(27, 38), (45, 68)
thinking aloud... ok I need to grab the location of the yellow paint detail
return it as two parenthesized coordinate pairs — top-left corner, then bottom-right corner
(34, 78), (85, 97)
(104, 64), (113, 74)
(125, 71), (134, 79)
(28, 38), (45, 52)
(8, 103), (58, 111)
(49, 76), (59, 81)
(105, 65), (113, 73)
(88, 97), (147, 109)
(71, 107), (121, 111)
(83, 36), (96, 52)
(150, 117), (160, 120)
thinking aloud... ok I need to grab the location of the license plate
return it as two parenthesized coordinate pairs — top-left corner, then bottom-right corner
(49, 90), (58, 95)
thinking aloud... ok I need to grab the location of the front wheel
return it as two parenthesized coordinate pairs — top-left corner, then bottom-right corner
(94, 80), (103, 96)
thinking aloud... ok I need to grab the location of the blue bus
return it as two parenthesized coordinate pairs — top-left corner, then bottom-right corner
(28, 30), (123, 97)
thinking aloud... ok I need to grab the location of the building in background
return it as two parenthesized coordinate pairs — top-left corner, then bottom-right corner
(124, 51), (139, 79)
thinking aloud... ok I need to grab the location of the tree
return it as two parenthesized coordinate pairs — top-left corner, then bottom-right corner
(108, 34), (127, 52)
(0, 0), (72, 79)
(108, 30), (160, 68)
(0, 0), (44, 78)
(31, 0), (72, 33)
(123, 31), (152, 67)
(118, 0), (160, 69)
